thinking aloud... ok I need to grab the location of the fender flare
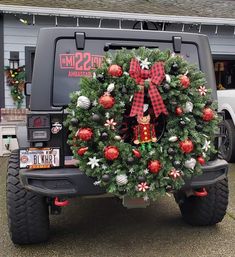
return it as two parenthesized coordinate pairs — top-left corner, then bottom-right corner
(219, 103), (235, 124)
(16, 126), (30, 148)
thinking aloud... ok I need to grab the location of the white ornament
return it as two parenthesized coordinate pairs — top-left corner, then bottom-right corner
(114, 135), (122, 141)
(77, 96), (91, 109)
(140, 58), (151, 70)
(93, 181), (101, 186)
(120, 101), (125, 107)
(169, 136), (178, 142)
(92, 99), (98, 106)
(101, 164), (107, 170)
(105, 112), (110, 119)
(129, 168), (135, 174)
(184, 158), (196, 169)
(87, 157), (100, 169)
(143, 169), (149, 175)
(202, 140), (211, 152)
(143, 195), (149, 201)
(107, 83), (115, 93)
(165, 74), (171, 83)
(116, 174), (128, 186)
(106, 58), (112, 64)
(123, 71), (129, 76)
(184, 102), (193, 113)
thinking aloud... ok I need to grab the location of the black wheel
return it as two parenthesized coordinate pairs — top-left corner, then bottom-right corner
(177, 179), (228, 226)
(6, 150), (50, 244)
(221, 119), (235, 162)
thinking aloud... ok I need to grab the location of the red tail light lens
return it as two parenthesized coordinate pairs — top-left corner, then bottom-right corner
(28, 114), (50, 142)
(33, 117), (42, 128)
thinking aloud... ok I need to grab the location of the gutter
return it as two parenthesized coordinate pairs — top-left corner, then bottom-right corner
(1, 4), (235, 27)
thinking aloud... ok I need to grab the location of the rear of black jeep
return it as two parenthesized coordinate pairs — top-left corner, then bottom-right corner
(6, 28), (229, 245)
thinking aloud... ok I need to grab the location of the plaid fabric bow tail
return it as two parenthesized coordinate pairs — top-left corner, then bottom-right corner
(129, 58), (168, 118)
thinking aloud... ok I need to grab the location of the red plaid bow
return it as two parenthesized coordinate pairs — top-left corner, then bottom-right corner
(129, 58), (168, 118)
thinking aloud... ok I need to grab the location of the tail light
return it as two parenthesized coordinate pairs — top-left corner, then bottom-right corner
(28, 114), (50, 141)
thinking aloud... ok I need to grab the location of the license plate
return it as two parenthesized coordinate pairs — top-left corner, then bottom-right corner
(20, 148), (60, 169)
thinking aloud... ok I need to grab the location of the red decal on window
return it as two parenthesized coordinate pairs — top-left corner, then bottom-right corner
(59, 52), (104, 77)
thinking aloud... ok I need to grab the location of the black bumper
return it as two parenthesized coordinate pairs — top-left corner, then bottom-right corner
(19, 159), (228, 197)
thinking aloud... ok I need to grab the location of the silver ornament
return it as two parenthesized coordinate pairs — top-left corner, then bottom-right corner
(165, 74), (171, 83)
(116, 174), (128, 186)
(184, 158), (196, 169)
(77, 96), (91, 109)
(107, 83), (115, 93)
(184, 101), (193, 113)
(169, 136), (178, 142)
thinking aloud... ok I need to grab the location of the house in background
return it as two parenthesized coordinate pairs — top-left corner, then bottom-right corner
(0, 1), (235, 111)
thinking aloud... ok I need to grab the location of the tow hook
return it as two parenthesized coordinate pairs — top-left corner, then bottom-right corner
(54, 197), (69, 207)
(193, 188), (208, 197)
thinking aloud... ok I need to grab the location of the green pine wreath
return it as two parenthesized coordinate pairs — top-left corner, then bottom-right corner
(66, 48), (219, 200)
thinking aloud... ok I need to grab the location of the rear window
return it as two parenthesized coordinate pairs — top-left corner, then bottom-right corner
(53, 39), (199, 106)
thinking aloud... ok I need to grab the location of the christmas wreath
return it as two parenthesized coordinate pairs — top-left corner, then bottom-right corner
(66, 48), (218, 200)
(5, 66), (25, 108)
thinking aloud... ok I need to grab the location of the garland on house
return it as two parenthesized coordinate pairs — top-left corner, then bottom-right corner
(5, 66), (25, 108)
(66, 48), (219, 201)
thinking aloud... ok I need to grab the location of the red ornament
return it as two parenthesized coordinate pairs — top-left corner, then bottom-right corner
(108, 64), (123, 77)
(202, 107), (214, 121)
(180, 75), (190, 88)
(104, 146), (119, 160)
(148, 160), (161, 174)
(132, 149), (141, 158)
(77, 147), (88, 156)
(99, 93), (115, 109)
(179, 139), (194, 154)
(197, 156), (206, 165)
(77, 128), (93, 141)
(175, 107), (184, 116)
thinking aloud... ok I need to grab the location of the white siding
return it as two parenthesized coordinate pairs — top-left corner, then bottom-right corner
(3, 13), (235, 108)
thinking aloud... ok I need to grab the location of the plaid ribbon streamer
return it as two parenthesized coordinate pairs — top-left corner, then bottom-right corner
(129, 58), (168, 118)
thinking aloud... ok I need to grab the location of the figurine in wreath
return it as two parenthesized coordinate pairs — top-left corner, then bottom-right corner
(133, 114), (157, 150)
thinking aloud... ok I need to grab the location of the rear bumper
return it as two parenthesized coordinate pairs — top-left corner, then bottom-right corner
(19, 159), (228, 197)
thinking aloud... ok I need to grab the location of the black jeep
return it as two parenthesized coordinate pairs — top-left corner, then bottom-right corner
(6, 28), (229, 244)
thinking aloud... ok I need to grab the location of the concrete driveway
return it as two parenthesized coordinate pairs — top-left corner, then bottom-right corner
(0, 157), (234, 257)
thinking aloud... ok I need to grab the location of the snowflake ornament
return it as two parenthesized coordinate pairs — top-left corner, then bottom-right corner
(92, 99), (98, 106)
(106, 58), (112, 64)
(138, 182), (150, 192)
(87, 157), (100, 169)
(94, 181), (101, 186)
(129, 168), (135, 174)
(169, 168), (181, 179)
(140, 58), (151, 70)
(105, 112), (110, 119)
(104, 118), (117, 129)
(202, 140), (211, 152)
(198, 86), (208, 96)
(120, 101), (125, 107)
(149, 150), (155, 156)
(143, 169), (149, 175)
(101, 164), (107, 170)
(143, 195), (149, 201)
